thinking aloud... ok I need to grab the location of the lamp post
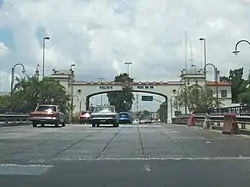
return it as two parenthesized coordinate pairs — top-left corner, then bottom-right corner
(233, 39), (250, 55)
(181, 69), (188, 114)
(204, 63), (219, 110)
(69, 63), (76, 123)
(199, 38), (207, 83)
(124, 62), (132, 76)
(42, 36), (50, 79)
(10, 63), (26, 111)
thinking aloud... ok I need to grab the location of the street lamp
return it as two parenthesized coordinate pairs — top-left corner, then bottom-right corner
(181, 69), (188, 114)
(124, 62), (132, 76)
(69, 63), (76, 123)
(42, 36), (50, 79)
(199, 38), (207, 81)
(10, 63), (26, 111)
(232, 39), (250, 55)
(204, 63), (219, 110)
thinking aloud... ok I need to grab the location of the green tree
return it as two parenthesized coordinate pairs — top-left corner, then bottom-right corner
(220, 68), (247, 103)
(107, 73), (134, 112)
(11, 76), (70, 113)
(173, 84), (221, 113)
(0, 94), (11, 107)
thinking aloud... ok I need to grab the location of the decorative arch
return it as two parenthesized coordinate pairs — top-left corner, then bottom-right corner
(85, 89), (168, 110)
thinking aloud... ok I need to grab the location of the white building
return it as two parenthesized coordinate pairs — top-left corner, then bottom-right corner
(49, 67), (232, 122)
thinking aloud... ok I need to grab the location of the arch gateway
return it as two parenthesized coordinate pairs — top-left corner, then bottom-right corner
(49, 68), (232, 122)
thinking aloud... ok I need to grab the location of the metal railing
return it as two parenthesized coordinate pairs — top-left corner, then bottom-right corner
(0, 113), (30, 126)
(172, 114), (250, 130)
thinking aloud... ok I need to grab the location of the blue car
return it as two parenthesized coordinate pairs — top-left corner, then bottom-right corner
(119, 112), (132, 124)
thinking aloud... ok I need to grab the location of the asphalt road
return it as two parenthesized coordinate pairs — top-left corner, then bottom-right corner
(0, 124), (250, 187)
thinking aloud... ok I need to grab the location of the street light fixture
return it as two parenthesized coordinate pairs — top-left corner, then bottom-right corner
(10, 63), (26, 111)
(204, 63), (219, 110)
(199, 37), (207, 80)
(69, 63), (76, 123)
(42, 36), (50, 79)
(232, 39), (250, 55)
(124, 62), (132, 76)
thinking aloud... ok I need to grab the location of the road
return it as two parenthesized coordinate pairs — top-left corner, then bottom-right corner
(0, 123), (250, 187)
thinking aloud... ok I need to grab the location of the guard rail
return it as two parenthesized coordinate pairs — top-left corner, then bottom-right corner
(172, 114), (250, 130)
(0, 113), (30, 126)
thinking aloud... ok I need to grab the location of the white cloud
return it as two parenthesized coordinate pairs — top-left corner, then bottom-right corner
(0, 42), (7, 55)
(0, 0), (249, 97)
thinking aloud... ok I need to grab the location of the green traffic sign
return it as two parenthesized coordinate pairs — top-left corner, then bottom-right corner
(142, 96), (153, 101)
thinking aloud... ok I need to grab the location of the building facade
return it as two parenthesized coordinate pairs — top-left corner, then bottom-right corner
(49, 68), (232, 122)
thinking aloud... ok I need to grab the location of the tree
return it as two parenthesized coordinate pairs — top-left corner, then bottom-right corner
(107, 73), (134, 112)
(173, 84), (221, 113)
(11, 76), (70, 113)
(220, 68), (247, 103)
(0, 94), (11, 107)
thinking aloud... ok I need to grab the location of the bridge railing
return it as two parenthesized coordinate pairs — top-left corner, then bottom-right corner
(0, 113), (30, 126)
(172, 113), (250, 130)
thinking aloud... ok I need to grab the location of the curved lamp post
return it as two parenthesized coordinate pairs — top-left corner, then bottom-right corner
(10, 63), (26, 111)
(233, 39), (250, 55)
(204, 63), (219, 110)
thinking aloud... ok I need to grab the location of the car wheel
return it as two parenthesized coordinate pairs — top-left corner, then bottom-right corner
(55, 122), (59, 127)
(92, 123), (95, 127)
(32, 122), (37, 127)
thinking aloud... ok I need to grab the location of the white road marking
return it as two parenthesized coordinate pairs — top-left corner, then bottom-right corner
(0, 164), (53, 168)
(44, 157), (250, 161)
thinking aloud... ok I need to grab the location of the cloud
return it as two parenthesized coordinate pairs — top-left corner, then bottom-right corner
(0, 0), (249, 96)
(0, 42), (7, 55)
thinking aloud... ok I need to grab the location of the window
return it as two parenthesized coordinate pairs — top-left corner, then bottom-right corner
(221, 90), (227, 98)
(36, 105), (56, 112)
(145, 86), (149, 89)
(150, 86), (154, 89)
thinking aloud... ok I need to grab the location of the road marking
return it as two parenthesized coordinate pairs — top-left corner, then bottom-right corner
(0, 164), (53, 168)
(0, 164), (53, 175)
(44, 156), (250, 161)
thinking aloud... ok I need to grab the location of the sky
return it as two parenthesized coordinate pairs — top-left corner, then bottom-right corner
(0, 0), (250, 111)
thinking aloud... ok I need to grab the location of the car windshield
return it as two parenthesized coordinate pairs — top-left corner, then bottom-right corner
(119, 113), (129, 116)
(35, 105), (56, 112)
(93, 106), (115, 113)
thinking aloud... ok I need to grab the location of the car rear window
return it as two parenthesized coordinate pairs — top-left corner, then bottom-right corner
(119, 113), (129, 116)
(36, 105), (56, 112)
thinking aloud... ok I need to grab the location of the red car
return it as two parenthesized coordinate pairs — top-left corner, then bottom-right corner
(79, 111), (91, 124)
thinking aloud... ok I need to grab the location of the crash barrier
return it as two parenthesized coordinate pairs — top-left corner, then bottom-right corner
(172, 114), (250, 134)
(0, 113), (30, 126)
(222, 114), (239, 134)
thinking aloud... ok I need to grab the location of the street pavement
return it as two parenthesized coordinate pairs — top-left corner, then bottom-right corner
(0, 124), (250, 186)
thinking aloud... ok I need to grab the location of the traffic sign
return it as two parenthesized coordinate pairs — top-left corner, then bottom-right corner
(142, 96), (153, 101)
